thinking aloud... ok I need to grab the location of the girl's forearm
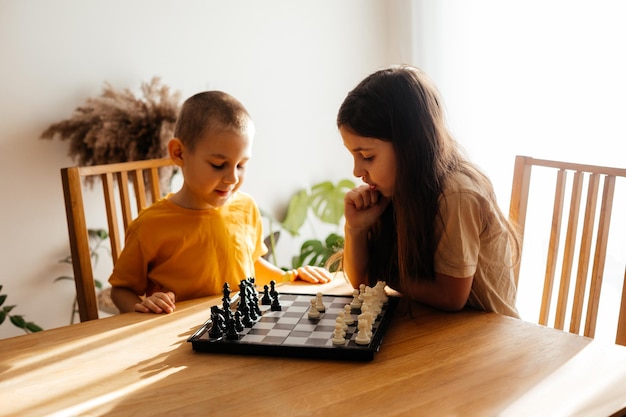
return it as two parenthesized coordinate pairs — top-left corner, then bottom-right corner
(342, 226), (370, 289)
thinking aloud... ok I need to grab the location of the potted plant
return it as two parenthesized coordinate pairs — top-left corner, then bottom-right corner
(262, 178), (355, 271)
(40, 76), (182, 189)
(54, 228), (116, 324)
(0, 286), (43, 334)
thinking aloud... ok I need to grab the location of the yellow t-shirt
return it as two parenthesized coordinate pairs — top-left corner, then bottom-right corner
(108, 191), (267, 301)
(435, 172), (520, 318)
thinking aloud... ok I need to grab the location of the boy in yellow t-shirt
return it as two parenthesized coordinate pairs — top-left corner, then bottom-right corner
(109, 91), (332, 314)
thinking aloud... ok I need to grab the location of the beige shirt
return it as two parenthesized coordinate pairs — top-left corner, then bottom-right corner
(434, 171), (519, 318)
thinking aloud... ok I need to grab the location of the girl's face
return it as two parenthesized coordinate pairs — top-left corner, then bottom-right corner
(175, 125), (253, 210)
(340, 126), (397, 198)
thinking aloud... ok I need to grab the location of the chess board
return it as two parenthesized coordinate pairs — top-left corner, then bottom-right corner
(188, 292), (398, 361)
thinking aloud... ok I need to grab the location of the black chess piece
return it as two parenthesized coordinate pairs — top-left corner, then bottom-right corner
(234, 311), (244, 332)
(247, 298), (259, 321)
(222, 283), (231, 301)
(225, 317), (239, 340)
(261, 285), (271, 305)
(270, 292), (281, 311)
(208, 306), (224, 339)
(270, 280), (277, 299)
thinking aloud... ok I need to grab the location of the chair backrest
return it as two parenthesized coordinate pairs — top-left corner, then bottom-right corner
(508, 155), (626, 345)
(61, 158), (177, 322)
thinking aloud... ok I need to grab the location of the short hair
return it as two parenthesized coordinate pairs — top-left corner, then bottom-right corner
(174, 91), (251, 151)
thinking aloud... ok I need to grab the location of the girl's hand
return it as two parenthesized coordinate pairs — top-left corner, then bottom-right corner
(135, 291), (176, 314)
(344, 185), (390, 231)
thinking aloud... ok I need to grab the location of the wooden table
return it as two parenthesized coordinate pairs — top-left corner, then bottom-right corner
(2, 278), (626, 417)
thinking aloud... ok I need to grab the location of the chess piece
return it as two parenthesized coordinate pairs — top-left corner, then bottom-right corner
(343, 305), (354, 325)
(225, 318), (239, 340)
(350, 289), (362, 309)
(332, 324), (346, 345)
(270, 292), (281, 311)
(337, 312), (348, 332)
(355, 318), (371, 345)
(234, 311), (244, 332)
(270, 280), (278, 299)
(308, 298), (320, 318)
(261, 285), (272, 305)
(208, 306), (224, 339)
(315, 292), (326, 312)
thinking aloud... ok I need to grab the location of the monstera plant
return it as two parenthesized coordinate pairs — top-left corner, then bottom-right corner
(262, 178), (355, 271)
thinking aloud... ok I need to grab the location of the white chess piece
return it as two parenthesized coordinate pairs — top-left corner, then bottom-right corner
(307, 298), (320, 318)
(350, 289), (362, 309)
(332, 325), (346, 345)
(355, 318), (371, 345)
(343, 305), (354, 325)
(315, 292), (326, 312)
(336, 313), (348, 332)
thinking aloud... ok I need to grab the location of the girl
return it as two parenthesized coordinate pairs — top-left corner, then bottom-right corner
(337, 65), (520, 317)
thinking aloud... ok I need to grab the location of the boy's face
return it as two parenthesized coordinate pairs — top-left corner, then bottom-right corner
(176, 124), (253, 210)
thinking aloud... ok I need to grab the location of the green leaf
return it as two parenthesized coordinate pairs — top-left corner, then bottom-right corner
(58, 255), (72, 264)
(89, 228), (109, 240)
(294, 239), (328, 268)
(281, 189), (310, 236)
(0, 294), (6, 307)
(3, 305), (16, 313)
(10, 315), (26, 329)
(309, 179), (355, 225)
(0, 310), (5, 325)
(325, 233), (345, 251)
(54, 276), (75, 282)
(25, 322), (43, 332)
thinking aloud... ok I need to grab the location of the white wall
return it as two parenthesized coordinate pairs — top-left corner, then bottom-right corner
(0, 0), (389, 338)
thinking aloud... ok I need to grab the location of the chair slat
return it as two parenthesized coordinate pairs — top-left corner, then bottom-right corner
(617, 268), (626, 346)
(509, 156), (532, 287)
(554, 171), (584, 330)
(102, 172), (122, 262)
(116, 171), (133, 232)
(569, 173), (600, 334)
(584, 175), (615, 338)
(149, 167), (161, 203)
(539, 169), (566, 326)
(61, 167), (99, 322)
(133, 169), (148, 211)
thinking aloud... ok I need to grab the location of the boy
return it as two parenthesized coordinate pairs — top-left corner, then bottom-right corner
(110, 91), (331, 314)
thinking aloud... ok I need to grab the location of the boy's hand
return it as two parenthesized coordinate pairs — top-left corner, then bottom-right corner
(135, 291), (176, 314)
(295, 266), (333, 284)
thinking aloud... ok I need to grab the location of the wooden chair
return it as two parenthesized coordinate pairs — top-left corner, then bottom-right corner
(61, 158), (177, 322)
(509, 155), (626, 345)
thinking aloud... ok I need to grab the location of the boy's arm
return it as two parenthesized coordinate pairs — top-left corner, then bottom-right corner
(110, 286), (176, 314)
(253, 257), (332, 284)
(110, 286), (145, 313)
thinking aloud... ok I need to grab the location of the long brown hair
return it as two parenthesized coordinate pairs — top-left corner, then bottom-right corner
(336, 65), (520, 288)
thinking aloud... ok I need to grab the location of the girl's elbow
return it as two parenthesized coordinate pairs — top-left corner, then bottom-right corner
(440, 296), (468, 312)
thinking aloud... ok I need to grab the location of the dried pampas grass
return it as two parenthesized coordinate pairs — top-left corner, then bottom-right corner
(41, 77), (181, 167)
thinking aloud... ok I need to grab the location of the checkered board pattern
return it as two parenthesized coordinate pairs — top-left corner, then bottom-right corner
(188, 293), (398, 361)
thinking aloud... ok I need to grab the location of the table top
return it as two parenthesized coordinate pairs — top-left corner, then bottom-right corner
(2, 277), (626, 417)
